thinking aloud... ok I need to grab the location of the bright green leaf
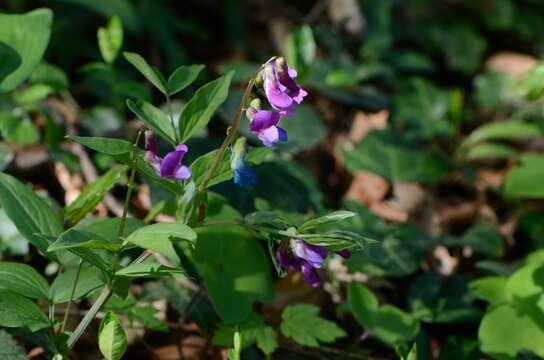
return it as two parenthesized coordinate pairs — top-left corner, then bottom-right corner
(50, 265), (104, 303)
(349, 282), (420, 345)
(178, 71), (233, 143)
(98, 16), (123, 64)
(68, 135), (133, 156)
(300, 210), (355, 232)
(115, 258), (187, 278)
(127, 99), (176, 145)
(0, 111), (39, 145)
(0, 172), (62, 257)
(0, 262), (49, 300)
(464, 120), (542, 146)
(99, 312), (128, 360)
(0, 290), (50, 331)
(285, 25), (315, 80)
(280, 304), (346, 347)
(63, 166), (126, 227)
(48, 228), (121, 252)
(123, 52), (167, 94)
(126, 223), (196, 265)
(167, 64), (205, 96)
(0, 8), (53, 93)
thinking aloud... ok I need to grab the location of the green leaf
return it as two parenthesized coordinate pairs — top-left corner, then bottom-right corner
(48, 228), (121, 252)
(193, 199), (273, 323)
(397, 344), (418, 360)
(81, 217), (144, 243)
(68, 135), (133, 156)
(13, 83), (54, 105)
(46, 230), (113, 271)
(503, 154), (544, 199)
(0, 8), (53, 93)
(285, 25), (316, 80)
(125, 223), (197, 265)
(275, 105), (326, 153)
(0, 289), (50, 331)
(0, 262), (49, 300)
(29, 62), (69, 90)
(479, 303), (544, 359)
(280, 304), (346, 347)
(214, 313), (278, 355)
(464, 120), (542, 146)
(0, 172), (62, 257)
(343, 130), (449, 183)
(300, 210), (355, 232)
(178, 71), (233, 143)
(465, 142), (518, 160)
(167, 64), (205, 96)
(0, 43), (21, 85)
(50, 265), (105, 303)
(99, 312), (128, 360)
(190, 149), (232, 189)
(127, 99), (175, 145)
(98, 16), (123, 64)
(123, 52), (167, 94)
(349, 282), (420, 345)
(469, 276), (508, 305)
(129, 305), (168, 332)
(63, 166), (126, 227)
(0, 111), (39, 145)
(442, 223), (504, 258)
(302, 229), (376, 251)
(115, 258), (187, 278)
(0, 329), (27, 360)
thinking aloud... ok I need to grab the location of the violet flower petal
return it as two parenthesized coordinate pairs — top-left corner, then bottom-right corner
(301, 263), (321, 288)
(173, 165), (191, 181)
(292, 240), (328, 269)
(160, 144), (188, 178)
(250, 110), (281, 132)
(276, 247), (301, 271)
(336, 249), (351, 258)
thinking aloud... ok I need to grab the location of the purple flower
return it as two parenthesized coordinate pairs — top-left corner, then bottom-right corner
(275, 238), (352, 287)
(145, 132), (191, 181)
(261, 57), (308, 114)
(276, 239), (328, 288)
(247, 107), (287, 147)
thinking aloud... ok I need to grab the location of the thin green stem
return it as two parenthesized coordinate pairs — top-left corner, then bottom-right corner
(166, 94), (180, 144)
(117, 129), (144, 240)
(65, 251), (152, 351)
(66, 286), (112, 350)
(61, 260), (83, 333)
(197, 74), (258, 195)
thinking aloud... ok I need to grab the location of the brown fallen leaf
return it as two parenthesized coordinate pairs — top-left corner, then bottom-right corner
(390, 181), (425, 213)
(485, 51), (538, 78)
(477, 168), (506, 190)
(369, 201), (409, 223)
(328, 0), (365, 36)
(439, 202), (478, 230)
(348, 110), (388, 143)
(154, 336), (207, 360)
(346, 170), (390, 205)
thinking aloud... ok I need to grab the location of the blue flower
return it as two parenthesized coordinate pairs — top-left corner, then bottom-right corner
(230, 137), (258, 188)
(233, 162), (258, 188)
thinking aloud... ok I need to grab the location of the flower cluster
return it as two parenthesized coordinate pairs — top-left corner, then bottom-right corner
(145, 131), (191, 181)
(276, 239), (350, 287)
(248, 56), (307, 147)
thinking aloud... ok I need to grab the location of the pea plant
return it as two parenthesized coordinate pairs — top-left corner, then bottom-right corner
(0, 9), (371, 359)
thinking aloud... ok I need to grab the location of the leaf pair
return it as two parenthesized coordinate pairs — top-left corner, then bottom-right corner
(124, 51), (233, 145)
